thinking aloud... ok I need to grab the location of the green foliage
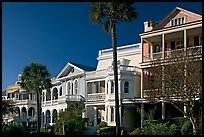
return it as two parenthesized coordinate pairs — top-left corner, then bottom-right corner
(99, 121), (108, 128)
(129, 120), (178, 135)
(97, 126), (116, 135)
(54, 102), (87, 135)
(170, 117), (187, 129)
(128, 128), (143, 135)
(169, 124), (178, 135)
(2, 122), (25, 136)
(137, 106), (157, 121)
(181, 120), (192, 135)
(2, 100), (17, 115)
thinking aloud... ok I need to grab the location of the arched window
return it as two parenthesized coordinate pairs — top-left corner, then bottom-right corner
(59, 86), (62, 96)
(67, 81), (71, 95)
(110, 107), (114, 122)
(52, 88), (58, 100)
(74, 80), (78, 95)
(124, 81), (129, 93)
(111, 81), (114, 93)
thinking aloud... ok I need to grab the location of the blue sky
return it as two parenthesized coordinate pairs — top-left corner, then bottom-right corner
(2, 2), (202, 91)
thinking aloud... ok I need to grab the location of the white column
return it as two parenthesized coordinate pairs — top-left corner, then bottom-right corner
(150, 43), (153, 60)
(162, 34), (165, 59)
(141, 38), (143, 62)
(141, 69), (144, 98)
(184, 29), (187, 52)
(162, 102), (165, 120)
(184, 105), (187, 118)
(141, 103), (144, 128)
(51, 89), (53, 105)
(108, 106), (111, 125)
(29, 93), (31, 100)
(94, 107), (97, 127)
(50, 110), (53, 124)
(118, 79), (122, 127)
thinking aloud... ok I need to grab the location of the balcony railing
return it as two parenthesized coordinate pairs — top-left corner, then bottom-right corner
(143, 45), (202, 62)
(14, 99), (36, 104)
(143, 52), (162, 62)
(107, 65), (137, 73)
(87, 93), (106, 101)
(66, 95), (85, 102)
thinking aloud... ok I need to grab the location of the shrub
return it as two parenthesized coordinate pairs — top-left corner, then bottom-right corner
(97, 126), (115, 135)
(151, 122), (170, 135)
(171, 117), (187, 129)
(99, 121), (108, 128)
(2, 122), (25, 136)
(181, 120), (192, 135)
(169, 124), (178, 135)
(128, 128), (143, 135)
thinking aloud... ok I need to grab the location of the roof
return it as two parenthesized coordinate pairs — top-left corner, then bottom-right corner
(6, 84), (20, 93)
(69, 62), (96, 71)
(153, 6), (202, 31)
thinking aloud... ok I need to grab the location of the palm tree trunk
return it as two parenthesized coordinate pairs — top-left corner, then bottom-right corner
(36, 89), (41, 133)
(111, 20), (121, 135)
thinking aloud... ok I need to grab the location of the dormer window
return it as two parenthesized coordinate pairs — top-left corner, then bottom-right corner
(171, 16), (185, 26)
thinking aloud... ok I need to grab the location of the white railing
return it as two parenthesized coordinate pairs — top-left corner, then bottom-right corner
(143, 45), (202, 62)
(143, 89), (162, 98)
(66, 95), (85, 102)
(143, 52), (163, 62)
(87, 93), (106, 101)
(187, 45), (202, 55)
(165, 48), (184, 58)
(14, 99), (36, 104)
(107, 65), (138, 73)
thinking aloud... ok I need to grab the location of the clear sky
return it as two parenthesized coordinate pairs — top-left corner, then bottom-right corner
(2, 2), (202, 91)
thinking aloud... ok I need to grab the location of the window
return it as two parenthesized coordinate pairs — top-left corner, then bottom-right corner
(175, 40), (183, 49)
(154, 45), (160, 53)
(111, 81), (114, 93)
(110, 107), (114, 122)
(106, 108), (108, 122)
(67, 82), (71, 95)
(194, 36), (202, 46)
(59, 86), (62, 96)
(106, 82), (108, 94)
(74, 80), (78, 95)
(171, 17), (185, 26)
(124, 81), (129, 93)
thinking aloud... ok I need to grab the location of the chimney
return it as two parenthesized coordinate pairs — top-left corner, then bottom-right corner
(144, 21), (149, 32)
(144, 21), (154, 32)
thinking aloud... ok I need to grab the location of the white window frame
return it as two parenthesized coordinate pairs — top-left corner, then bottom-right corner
(124, 81), (129, 93)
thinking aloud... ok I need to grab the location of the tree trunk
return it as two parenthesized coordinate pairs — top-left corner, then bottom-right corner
(190, 116), (198, 135)
(110, 20), (120, 135)
(36, 90), (41, 133)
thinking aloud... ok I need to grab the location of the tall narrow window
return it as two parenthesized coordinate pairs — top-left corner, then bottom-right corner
(106, 82), (109, 94)
(74, 80), (78, 95)
(110, 107), (114, 122)
(59, 86), (62, 96)
(67, 82), (71, 95)
(111, 81), (114, 93)
(124, 81), (129, 93)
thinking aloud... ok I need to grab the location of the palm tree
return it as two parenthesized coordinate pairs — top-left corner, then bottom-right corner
(20, 62), (52, 133)
(89, 2), (137, 135)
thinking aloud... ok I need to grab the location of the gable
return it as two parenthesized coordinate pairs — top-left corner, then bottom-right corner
(154, 7), (202, 30)
(56, 62), (84, 79)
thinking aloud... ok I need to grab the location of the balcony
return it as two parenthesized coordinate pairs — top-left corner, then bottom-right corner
(87, 93), (106, 101)
(107, 65), (137, 73)
(66, 95), (85, 102)
(143, 45), (202, 62)
(14, 99), (36, 105)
